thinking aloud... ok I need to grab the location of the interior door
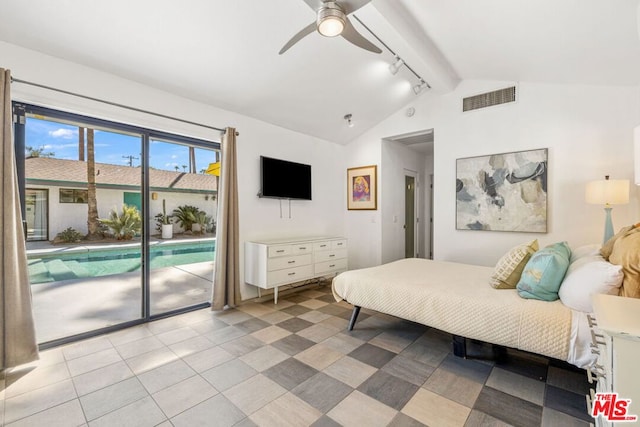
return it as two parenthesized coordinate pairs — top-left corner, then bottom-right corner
(405, 175), (416, 258)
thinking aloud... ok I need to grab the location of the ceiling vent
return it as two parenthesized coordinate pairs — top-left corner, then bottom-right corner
(463, 86), (516, 112)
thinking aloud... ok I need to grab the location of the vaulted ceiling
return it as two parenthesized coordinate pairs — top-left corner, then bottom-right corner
(2, 0), (640, 144)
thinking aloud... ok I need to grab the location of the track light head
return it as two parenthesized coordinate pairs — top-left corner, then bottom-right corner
(413, 80), (429, 95)
(388, 57), (404, 75)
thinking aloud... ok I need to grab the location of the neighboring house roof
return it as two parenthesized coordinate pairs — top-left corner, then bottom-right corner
(26, 157), (217, 193)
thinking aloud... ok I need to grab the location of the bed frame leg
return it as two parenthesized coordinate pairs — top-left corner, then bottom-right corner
(452, 335), (467, 358)
(348, 306), (361, 331)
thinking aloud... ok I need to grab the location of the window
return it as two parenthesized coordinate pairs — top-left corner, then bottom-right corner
(59, 188), (88, 203)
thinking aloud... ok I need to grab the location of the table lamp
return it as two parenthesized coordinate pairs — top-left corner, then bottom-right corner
(586, 176), (630, 244)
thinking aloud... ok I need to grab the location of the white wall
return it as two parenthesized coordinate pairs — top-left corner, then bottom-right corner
(381, 140), (427, 263)
(347, 80), (640, 268)
(344, 135), (383, 269)
(3, 42), (345, 300)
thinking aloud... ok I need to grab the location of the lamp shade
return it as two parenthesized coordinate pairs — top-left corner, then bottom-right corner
(585, 178), (630, 205)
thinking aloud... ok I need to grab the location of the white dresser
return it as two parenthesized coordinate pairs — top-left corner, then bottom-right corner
(588, 294), (640, 426)
(244, 236), (347, 303)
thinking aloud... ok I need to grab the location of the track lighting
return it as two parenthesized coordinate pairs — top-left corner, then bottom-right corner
(389, 57), (404, 75)
(413, 80), (429, 95)
(344, 113), (354, 128)
(352, 15), (432, 95)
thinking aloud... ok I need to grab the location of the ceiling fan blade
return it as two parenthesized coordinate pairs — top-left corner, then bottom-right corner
(340, 18), (382, 53)
(339, 0), (371, 15)
(279, 22), (317, 55)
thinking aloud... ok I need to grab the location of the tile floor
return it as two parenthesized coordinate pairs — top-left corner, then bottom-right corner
(0, 284), (594, 426)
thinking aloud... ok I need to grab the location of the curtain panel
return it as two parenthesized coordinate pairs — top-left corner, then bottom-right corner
(212, 127), (240, 309)
(0, 68), (39, 370)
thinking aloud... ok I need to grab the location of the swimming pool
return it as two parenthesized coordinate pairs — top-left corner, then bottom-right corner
(28, 241), (215, 284)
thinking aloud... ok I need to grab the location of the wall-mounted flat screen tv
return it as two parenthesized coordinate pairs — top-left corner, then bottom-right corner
(260, 156), (312, 200)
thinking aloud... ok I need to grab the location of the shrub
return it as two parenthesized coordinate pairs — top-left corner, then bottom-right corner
(100, 204), (142, 240)
(172, 205), (200, 232)
(55, 227), (83, 243)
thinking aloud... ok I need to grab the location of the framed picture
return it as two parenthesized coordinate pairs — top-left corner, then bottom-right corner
(347, 165), (377, 210)
(456, 148), (548, 232)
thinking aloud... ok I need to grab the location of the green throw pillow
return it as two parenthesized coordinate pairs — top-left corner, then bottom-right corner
(517, 242), (571, 301)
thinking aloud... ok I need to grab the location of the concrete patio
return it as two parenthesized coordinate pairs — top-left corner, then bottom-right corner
(28, 236), (215, 343)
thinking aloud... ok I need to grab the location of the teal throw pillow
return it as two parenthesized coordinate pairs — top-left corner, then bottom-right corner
(516, 242), (571, 301)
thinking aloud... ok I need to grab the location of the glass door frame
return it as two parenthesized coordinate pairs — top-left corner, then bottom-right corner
(14, 102), (221, 349)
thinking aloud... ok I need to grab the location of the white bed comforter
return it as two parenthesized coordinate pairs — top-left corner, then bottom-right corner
(332, 258), (594, 368)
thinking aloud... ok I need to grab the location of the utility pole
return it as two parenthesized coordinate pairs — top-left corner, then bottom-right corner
(122, 155), (139, 167)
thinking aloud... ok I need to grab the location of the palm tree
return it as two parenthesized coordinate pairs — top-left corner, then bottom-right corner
(78, 127), (85, 161)
(182, 164), (187, 172)
(86, 128), (101, 240)
(174, 165), (179, 172)
(25, 146), (54, 158)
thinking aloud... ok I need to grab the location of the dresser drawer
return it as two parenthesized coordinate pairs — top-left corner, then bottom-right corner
(268, 254), (312, 272)
(267, 264), (313, 286)
(291, 243), (313, 255)
(313, 241), (332, 251)
(315, 258), (347, 275)
(268, 245), (292, 257)
(315, 248), (347, 263)
(331, 239), (347, 250)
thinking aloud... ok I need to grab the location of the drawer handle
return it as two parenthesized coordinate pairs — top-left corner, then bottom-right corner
(320, 244), (327, 247)
(276, 250), (285, 253)
(329, 254), (335, 258)
(590, 330), (606, 346)
(336, 243), (343, 246)
(299, 247), (307, 250)
(587, 314), (597, 328)
(329, 264), (336, 268)
(288, 261), (295, 264)
(288, 272), (296, 276)
(587, 365), (606, 384)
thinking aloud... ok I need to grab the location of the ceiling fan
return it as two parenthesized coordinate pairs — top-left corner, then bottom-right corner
(279, 0), (382, 55)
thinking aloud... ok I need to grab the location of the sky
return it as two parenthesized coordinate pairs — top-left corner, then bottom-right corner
(25, 117), (218, 173)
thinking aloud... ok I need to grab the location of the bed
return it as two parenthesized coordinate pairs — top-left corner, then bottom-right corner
(332, 258), (596, 369)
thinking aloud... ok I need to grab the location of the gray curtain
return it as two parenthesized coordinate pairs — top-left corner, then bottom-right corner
(0, 68), (39, 370)
(212, 127), (240, 309)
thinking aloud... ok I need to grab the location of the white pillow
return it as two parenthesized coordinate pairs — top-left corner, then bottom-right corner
(558, 255), (623, 313)
(569, 244), (600, 264)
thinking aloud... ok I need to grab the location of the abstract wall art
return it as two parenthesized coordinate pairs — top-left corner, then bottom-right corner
(456, 148), (548, 232)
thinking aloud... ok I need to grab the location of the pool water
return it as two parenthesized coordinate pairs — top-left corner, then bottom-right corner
(28, 242), (215, 284)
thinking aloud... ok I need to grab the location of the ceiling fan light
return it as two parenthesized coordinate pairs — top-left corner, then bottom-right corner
(317, 2), (346, 37)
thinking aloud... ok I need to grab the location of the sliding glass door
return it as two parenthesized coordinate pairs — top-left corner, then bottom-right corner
(148, 139), (218, 315)
(16, 103), (220, 346)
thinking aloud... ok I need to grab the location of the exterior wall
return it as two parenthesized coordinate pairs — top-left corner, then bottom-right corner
(27, 183), (217, 240)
